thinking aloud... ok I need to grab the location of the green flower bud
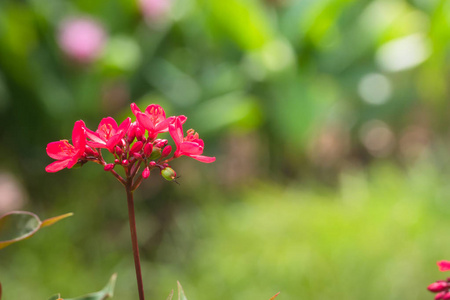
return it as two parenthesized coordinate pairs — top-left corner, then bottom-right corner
(150, 148), (161, 160)
(161, 167), (176, 181)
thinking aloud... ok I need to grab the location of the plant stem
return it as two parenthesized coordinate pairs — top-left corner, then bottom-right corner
(126, 182), (145, 300)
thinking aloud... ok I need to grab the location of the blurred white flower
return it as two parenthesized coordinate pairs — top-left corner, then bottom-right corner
(58, 17), (106, 64)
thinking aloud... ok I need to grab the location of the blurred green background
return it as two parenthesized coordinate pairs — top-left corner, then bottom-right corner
(1, 0), (450, 299)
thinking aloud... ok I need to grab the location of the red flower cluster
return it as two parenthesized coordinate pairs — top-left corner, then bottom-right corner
(45, 103), (215, 185)
(428, 261), (450, 300)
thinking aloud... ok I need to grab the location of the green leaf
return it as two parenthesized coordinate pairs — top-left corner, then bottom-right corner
(177, 281), (187, 300)
(47, 295), (62, 300)
(52, 273), (117, 300)
(0, 211), (73, 250)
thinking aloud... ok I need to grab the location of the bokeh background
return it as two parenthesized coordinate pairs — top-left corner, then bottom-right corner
(1, 0), (450, 299)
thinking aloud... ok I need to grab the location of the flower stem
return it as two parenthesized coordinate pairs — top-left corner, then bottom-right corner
(126, 182), (145, 300)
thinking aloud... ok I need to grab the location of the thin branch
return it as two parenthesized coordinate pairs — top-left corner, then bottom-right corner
(125, 184), (145, 300)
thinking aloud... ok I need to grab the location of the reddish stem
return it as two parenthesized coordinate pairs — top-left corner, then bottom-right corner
(126, 181), (145, 300)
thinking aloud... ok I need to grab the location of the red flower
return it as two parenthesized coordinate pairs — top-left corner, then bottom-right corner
(85, 117), (131, 152)
(45, 120), (87, 172)
(438, 261), (450, 272)
(131, 103), (186, 139)
(169, 117), (215, 163)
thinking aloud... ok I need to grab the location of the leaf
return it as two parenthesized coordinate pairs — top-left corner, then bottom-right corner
(48, 295), (62, 300)
(177, 281), (187, 300)
(41, 213), (73, 228)
(0, 281), (2, 300)
(59, 273), (117, 300)
(166, 289), (174, 300)
(0, 211), (73, 250)
(269, 292), (280, 300)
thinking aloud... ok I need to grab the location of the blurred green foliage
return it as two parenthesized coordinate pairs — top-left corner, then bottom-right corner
(1, 0), (450, 298)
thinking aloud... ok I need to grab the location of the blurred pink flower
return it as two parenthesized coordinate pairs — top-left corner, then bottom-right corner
(58, 17), (106, 64)
(138, 0), (171, 22)
(438, 261), (450, 272)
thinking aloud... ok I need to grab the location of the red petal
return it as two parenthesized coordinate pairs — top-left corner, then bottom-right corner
(136, 113), (155, 131)
(99, 117), (118, 130)
(66, 156), (80, 169)
(86, 129), (106, 145)
(154, 118), (171, 133)
(72, 120), (87, 150)
(118, 117), (131, 134)
(177, 115), (187, 124)
(130, 103), (142, 116)
(180, 142), (203, 155)
(46, 141), (73, 160)
(189, 155), (216, 163)
(169, 117), (184, 146)
(438, 261), (450, 272)
(45, 159), (70, 172)
(145, 104), (166, 119)
(192, 138), (204, 148)
(106, 135), (122, 152)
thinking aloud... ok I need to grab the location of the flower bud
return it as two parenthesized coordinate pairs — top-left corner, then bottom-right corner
(122, 159), (129, 165)
(135, 127), (146, 141)
(429, 282), (449, 293)
(130, 141), (143, 154)
(104, 163), (115, 171)
(85, 146), (98, 156)
(154, 139), (168, 148)
(127, 122), (138, 144)
(443, 292), (450, 300)
(436, 291), (447, 300)
(161, 145), (172, 157)
(150, 148), (161, 160)
(115, 146), (123, 157)
(133, 153), (142, 159)
(144, 143), (153, 157)
(149, 161), (156, 167)
(142, 167), (150, 179)
(114, 158), (120, 164)
(161, 167), (176, 181)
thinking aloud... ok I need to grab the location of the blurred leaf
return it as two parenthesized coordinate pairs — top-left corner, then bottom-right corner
(48, 295), (62, 300)
(192, 92), (263, 134)
(101, 36), (141, 75)
(177, 281), (187, 300)
(201, 0), (273, 50)
(0, 280), (2, 300)
(269, 292), (280, 300)
(166, 289), (174, 300)
(0, 211), (73, 250)
(50, 273), (117, 300)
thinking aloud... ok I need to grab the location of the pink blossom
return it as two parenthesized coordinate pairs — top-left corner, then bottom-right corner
(58, 17), (106, 64)
(85, 117), (131, 153)
(131, 103), (186, 140)
(46, 120), (87, 172)
(169, 117), (215, 163)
